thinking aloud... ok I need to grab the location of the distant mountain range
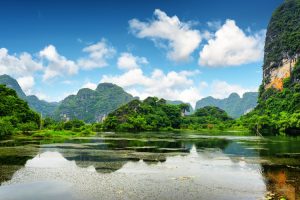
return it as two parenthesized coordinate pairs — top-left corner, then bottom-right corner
(0, 74), (58, 116)
(0, 74), (258, 121)
(0, 74), (135, 122)
(166, 100), (194, 115)
(195, 92), (258, 118)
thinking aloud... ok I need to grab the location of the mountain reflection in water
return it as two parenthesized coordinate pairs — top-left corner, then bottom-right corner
(0, 134), (299, 200)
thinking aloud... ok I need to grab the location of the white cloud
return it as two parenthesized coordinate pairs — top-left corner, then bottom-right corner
(100, 68), (202, 107)
(129, 9), (201, 62)
(17, 76), (35, 94)
(0, 48), (43, 77)
(200, 81), (208, 88)
(210, 80), (256, 99)
(117, 52), (148, 70)
(201, 30), (214, 41)
(199, 19), (265, 67)
(77, 39), (116, 70)
(82, 82), (97, 90)
(40, 45), (78, 81)
(33, 92), (49, 101)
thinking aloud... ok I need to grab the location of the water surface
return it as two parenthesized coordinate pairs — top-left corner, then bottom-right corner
(0, 132), (299, 200)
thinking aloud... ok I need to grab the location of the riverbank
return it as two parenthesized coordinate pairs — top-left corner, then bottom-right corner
(8, 128), (253, 141)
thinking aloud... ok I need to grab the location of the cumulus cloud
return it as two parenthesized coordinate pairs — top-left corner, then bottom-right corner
(40, 45), (78, 81)
(82, 82), (97, 90)
(33, 92), (49, 101)
(210, 80), (256, 99)
(117, 52), (148, 70)
(17, 76), (35, 94)
(129, 9), (201, 62)
(0, 48), (43, 77)
(199, 19), (265, 67)
(100, 68), (202, 107)
(77, 39), (116, 70)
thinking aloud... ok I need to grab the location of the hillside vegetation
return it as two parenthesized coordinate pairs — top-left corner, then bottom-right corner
(264, 0), (300, 73)
(103, 97), (235, 132)
(242, 61), (300, 135)
(243, 0), (300, 135)
(0, 74), (58, 117)
(54, 83), (134, 122)
(0, 85), (40, 138)
(196, 92), (258, 118)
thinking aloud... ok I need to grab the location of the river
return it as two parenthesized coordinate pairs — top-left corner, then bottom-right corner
(0, 132), (299, 200)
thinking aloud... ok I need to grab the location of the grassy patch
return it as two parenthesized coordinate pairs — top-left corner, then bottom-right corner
(18, 129), (96, 139)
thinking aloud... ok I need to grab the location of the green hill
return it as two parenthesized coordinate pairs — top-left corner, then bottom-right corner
(54, 83), (135, 123)
(242, 0), (300, 135)
(103, 97), (233, 132)
(0, 75), (26, 99)
(196, 92), (258, 118)
(0, 74), (58, 117)
(103, 97), (185, 131)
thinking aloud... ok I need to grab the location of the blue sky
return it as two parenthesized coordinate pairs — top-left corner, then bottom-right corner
(0, 0), (283, 106)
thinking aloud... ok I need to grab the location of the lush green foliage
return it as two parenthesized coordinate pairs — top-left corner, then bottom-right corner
(241, 62), (300, 135)
(0, 117), (14, 138)
(264, 0), (300, 71)
(167, 100), (193, 114)
(241, 1), (300, 136)
(54, 83), (134, 123)
(196, 92), (258, 118)
(0, 85), (40, 138)
(181, 106), (234, 130)
(103, 97), (186, 131)
(103, 97), (236, 132)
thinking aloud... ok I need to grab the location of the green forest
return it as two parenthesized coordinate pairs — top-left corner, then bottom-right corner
(240, 61), (300, 136)
(1, 75), (300, 140)
(1, 0), (300, 139)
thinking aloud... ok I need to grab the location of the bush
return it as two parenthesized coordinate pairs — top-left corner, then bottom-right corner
(64, 119), (85, 130)
(0, 118), (14, 138)
(92, 123), (103, 132)
(18, 122), (38, 134)
(52, 122), (64, 131)
(81, 128), (92, 136)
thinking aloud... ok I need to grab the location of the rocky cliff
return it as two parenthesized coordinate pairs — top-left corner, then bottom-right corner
(262, 0), (300, 91)
(243, 0), (300, 135)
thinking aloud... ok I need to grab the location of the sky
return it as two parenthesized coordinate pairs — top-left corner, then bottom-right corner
(0, 0), (283, 107)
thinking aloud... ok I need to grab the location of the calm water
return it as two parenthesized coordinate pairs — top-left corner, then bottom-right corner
(0, 132), (299, 200)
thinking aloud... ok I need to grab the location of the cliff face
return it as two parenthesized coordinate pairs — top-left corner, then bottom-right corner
(263, 0), (300, 90)
(264, 58), (298, 90)
(243, 0), (300, 135)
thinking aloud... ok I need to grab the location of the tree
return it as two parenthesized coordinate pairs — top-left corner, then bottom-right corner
(179, 103), (190, 116)
(0, 118), (14, 139)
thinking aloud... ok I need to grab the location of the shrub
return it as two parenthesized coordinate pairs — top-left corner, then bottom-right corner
(81, 128), (92, 136)
(18, 122), (38, 134)
(0, 118), (14, 138)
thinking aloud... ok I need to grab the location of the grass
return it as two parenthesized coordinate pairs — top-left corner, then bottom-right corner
(14, 129), (96, 139)
(10, 127), (252, 141)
